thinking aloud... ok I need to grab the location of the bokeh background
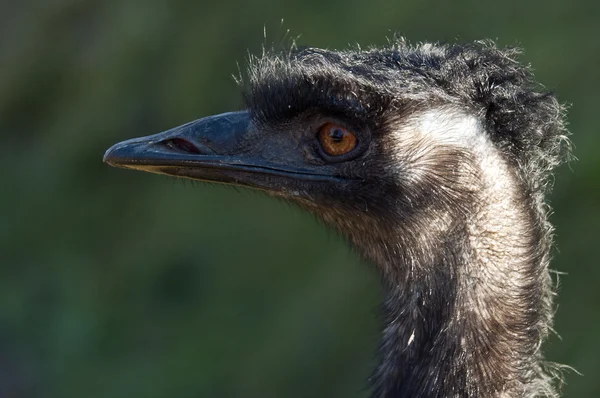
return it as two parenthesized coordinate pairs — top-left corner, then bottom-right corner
(2, 0), (598, 397)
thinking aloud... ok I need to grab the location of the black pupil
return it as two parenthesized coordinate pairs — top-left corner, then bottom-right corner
(330, 129), (345, 143)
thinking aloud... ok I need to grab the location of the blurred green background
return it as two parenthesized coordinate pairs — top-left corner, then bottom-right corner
(1, 0), (598, 397)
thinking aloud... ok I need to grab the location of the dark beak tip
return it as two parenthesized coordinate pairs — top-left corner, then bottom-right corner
(103, 143), (119, 166)
(103, 141), (133, 167)
(102, 148), (112, 164)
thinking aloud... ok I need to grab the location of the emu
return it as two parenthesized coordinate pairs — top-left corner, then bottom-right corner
(104, 39), (570, 397)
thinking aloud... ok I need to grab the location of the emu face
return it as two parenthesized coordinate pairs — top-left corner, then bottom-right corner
(104, 48), (477, 244)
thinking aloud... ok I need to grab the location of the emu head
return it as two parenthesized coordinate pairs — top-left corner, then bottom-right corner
(104, 41), (567, 283)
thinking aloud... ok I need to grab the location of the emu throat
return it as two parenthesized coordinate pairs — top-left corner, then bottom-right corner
(357, 109), (553, 397)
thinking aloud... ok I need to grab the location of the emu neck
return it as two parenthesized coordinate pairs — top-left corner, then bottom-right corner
(363, 111), (553, 397)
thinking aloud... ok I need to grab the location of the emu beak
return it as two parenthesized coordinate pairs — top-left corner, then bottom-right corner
(103, 110), (339, 192)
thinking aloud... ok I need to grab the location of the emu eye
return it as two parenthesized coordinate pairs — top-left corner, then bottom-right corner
(318, 123), (357, 157)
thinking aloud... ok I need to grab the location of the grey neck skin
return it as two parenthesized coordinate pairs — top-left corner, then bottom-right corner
(338, 109), (555, 398)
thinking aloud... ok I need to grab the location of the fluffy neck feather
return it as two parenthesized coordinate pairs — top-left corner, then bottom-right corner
(343, 109), (555, 397)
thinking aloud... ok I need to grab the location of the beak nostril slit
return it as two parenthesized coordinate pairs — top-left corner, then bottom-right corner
(160, 138), (202, 155)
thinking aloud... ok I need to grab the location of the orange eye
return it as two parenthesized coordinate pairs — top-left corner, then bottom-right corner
(318, 123), (357, 157)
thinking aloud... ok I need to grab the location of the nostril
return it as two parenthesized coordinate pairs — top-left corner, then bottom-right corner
(160, 138), (203, 154)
